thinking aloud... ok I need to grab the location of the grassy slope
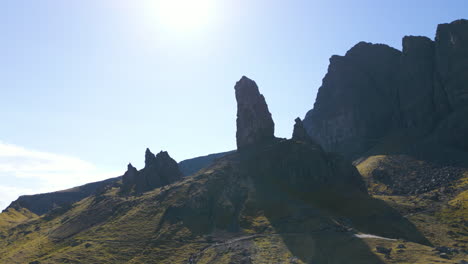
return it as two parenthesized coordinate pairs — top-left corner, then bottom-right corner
(0, 208), (37, 230)
(0, 141), (466, 263)
(358, 155), (468, 261)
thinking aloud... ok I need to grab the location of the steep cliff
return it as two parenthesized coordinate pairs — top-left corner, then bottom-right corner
(303, 19), (468, 162)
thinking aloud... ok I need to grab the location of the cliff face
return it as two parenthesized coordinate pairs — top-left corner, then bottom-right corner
(0, 76), (431, 264)
(304, 42), (402, 157)
(303, 19), (468, 160)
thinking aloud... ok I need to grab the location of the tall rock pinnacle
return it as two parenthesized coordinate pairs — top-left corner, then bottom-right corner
(235, 76), (275, 150)
(145, 148), (157, 167)
(122, 163), (138, 192)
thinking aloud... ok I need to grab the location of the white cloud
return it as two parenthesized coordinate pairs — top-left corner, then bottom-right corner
(0, 141), (120, 211)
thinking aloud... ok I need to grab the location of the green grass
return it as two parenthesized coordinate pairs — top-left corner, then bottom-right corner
(0, 142), (465, 263)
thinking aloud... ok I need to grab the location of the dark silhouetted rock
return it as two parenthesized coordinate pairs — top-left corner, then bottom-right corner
(142, 150), (183, 191)
(122, 149), (183, 194)
(235, 76), (275, 150)
(303, 42), (401, 157)
(121, 163), (138, 192)
(398, 36), (440, 131)
(432, 19), (468, 151)
(435, 19), (468, 110)
(303, 19), (468, 161)
(376, 246), (392, 255)
(292, 117), (313, 143)
(145, 148), (157, 167)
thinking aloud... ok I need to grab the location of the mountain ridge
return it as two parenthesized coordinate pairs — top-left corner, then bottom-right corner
(303, 19), (468, 163)
(1, 19), (467, 264)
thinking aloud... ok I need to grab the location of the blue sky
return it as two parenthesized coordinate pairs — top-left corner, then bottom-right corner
(0, 0), (466, 209)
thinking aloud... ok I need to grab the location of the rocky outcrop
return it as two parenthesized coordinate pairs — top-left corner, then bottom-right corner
(303, 19), (468, 160)
(398, 36), (440, 130)
(122, 149), (183, 194)
(292, 117), (314, 143)
(235, 76), (275, 150)
(303, 42), (401, 157)
(357, 155), (465, 195)
(435, 19), (468, 110)
(121, 163), (138, 191)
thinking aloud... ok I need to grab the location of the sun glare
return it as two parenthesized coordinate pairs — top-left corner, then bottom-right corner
(148, 0), (216, 32)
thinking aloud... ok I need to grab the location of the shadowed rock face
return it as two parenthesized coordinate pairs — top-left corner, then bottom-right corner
(0, 76), (434, 264)
(398, 36), (440, 130)
(145, 148), (157, 167)
(303, 42), (402, 157)
(292, 117), (314, 143)
(435, 19), (468, 109)
(122, 163), (138, 187)
(122, 149), (182, 194)
(303, 19), (468, 160)
(235, 76), (275, 150)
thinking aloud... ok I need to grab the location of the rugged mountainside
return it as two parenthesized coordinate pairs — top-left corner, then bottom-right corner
(303, 19), (468, 162)
(6, 176), (121, 216)
(1, 20), (468, 264)
(0, 76), (451, 264)
(3, 150), (230, 216)
(179, 151), (234, 177)
(302, 19), (468, 262)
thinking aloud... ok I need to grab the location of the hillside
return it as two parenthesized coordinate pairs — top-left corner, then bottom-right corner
(0, 76), (457, 264)
(301, 19), (468, 263)
(3, 150), (230, 216)
(1, 20), (468, 264)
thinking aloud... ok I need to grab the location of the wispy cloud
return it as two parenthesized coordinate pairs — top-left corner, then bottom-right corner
(0, 141), (119, 211)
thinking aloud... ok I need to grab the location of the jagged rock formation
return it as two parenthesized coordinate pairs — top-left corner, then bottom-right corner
(435, 19), (468, 109)
(122, 163), (138, 187)
(0, 76), (435, 264)
(122, 149), (182, 194)
(235, 76), (275, 150)
(3, 151), (230, 216)
(292, 117), (314, 143)
(303, 19), (468, 161)
(303, 42), (401, 157)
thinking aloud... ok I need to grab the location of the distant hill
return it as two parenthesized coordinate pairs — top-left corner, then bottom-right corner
(5, 176), (121, 216)
(4, 151), (232, 216)
(179, 151), (234, 176)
